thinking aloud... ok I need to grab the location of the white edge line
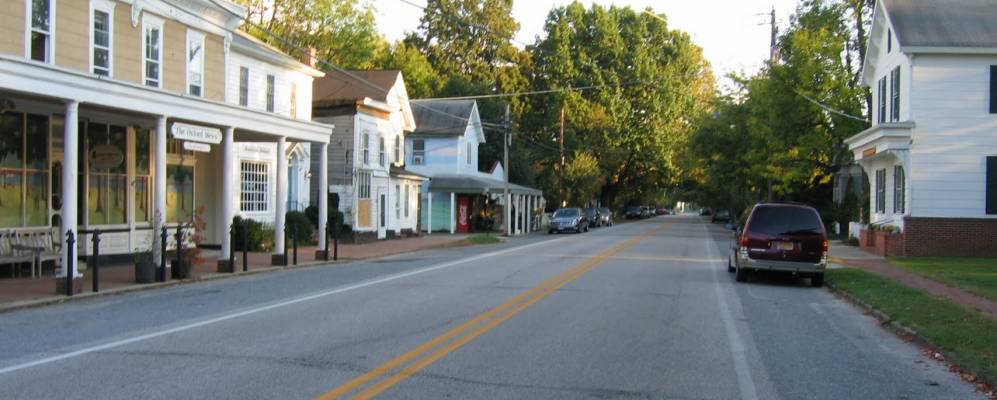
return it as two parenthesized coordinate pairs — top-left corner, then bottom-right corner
(0, 235), (572, 376)
(705, 225), (760, 400)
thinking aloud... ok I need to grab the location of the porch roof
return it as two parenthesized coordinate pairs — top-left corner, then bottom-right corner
(844, 121), (914, 162)
(0, 55), (334, 144)
(427, 174), (543, 196)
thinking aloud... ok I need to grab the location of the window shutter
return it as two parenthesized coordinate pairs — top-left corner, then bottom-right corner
(990, 66), (997, 114)
(987, 156), (997, 214)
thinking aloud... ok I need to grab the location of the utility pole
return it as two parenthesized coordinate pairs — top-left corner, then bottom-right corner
(504, 104), (511, 236)
(559, 106), (565, 207)
(767, 6), (777, 202)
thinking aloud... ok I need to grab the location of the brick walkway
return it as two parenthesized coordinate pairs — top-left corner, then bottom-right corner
(0, 233), (469, 310)
(830, 241), (997, 318)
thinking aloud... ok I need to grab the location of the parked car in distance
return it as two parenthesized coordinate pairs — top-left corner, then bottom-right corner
(711, 209), (731, 224)
(549, 208), (589, 234)
(729, 202), (828, 287)
(641, 206), (654, 218)
(625, 206), (643, 219)
(584, 207), (602, 227)
(655, 207), (667, 215)
(600, 207), (614, 226)
(699, 208), (713, 216)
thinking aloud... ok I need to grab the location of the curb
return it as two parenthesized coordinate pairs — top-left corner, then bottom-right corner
(825, 279), (997, 397)
(0, 237), (472, 315)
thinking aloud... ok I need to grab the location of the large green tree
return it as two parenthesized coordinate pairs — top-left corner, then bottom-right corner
(235, 0), (385, 70)
(525, 3), (714, 209)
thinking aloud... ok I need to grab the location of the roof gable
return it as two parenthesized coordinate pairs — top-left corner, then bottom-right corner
(312, 70), (415, 130)
(410, 99), (484, 141)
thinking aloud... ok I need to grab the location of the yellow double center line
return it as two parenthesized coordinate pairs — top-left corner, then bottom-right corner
(317, 223), (669, 399)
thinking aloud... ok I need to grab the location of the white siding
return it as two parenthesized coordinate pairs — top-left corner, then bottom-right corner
(225, 51), (313, 120)
(869, 14), (911, 125)
(908, 54), (997, 218)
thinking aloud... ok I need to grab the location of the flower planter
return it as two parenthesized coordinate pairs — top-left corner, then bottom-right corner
(134, 261), (156, 284)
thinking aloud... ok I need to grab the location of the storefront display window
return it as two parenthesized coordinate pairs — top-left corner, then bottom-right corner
(0, 113), (49, 228)
(86, 123), (127, 225)
(167, 165), (194, 222)
(134, 128), (151, 222)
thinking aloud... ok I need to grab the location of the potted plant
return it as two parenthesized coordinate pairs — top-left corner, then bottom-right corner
(133, 248), (156, 284)
(173, 206), (208, 279)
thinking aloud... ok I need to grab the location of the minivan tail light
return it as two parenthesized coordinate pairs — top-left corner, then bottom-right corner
(822, 239), (829, 252)
(740, 233), (749, 248)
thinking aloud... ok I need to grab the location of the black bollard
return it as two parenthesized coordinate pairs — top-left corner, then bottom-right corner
(241, 221), (248, 272)
(91, 230), (101, 293)
(229, 222), (236, 273)
(174, 225), (183, 279)
(323, 223), (330, 261)
(65, 230), (75, 297)
(159, 226), (168, 282)
(333, 218), (339, 261)
(292, 228), (298, 266)
(283, 225), (289, 266)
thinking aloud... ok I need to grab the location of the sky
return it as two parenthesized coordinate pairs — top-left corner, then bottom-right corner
(371, 0), (801, 89)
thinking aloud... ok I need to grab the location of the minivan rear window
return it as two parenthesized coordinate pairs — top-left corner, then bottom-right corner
(747, 206), (823, 236)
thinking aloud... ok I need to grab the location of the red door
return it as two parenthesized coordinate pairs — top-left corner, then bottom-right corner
(457, 196), (470, 233)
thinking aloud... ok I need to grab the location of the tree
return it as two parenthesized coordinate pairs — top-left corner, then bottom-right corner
(234, 0), (386, 70)
(563, 151), (601, 207)
(525, 3), (714, 208)
(375, 41), (442, 99)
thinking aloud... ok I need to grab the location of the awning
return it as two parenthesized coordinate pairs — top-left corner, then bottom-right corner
(427, 174), (543, 196)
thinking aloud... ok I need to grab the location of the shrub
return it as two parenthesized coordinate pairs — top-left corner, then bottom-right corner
(286, 211), (314, 243)
(232, 216), (268, 251)
(304, 205), (319, 227)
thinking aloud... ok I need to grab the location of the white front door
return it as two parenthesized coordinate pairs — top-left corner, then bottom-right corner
(377, 188), (387, 239)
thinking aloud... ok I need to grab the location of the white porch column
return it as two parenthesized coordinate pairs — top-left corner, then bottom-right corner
(153, 115), (167, 267)
(60, 101), (79, 279)
(427, 192), (432, 235)
(505, 193), (511, 236)
(527, 196), (533, 232)
(218, 126), (235, 268)
(273, 136), (288, 264)
(519, 195), (525, 234)
(317, 142), (329, 255)
(449, 192), (456, 234)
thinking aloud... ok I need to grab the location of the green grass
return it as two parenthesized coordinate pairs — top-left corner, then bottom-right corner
(464, 234), (502, 245)
(889, 257), (997, 303)
(828, 268), (997, 384)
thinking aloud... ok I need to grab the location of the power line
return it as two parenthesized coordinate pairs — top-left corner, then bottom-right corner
(395, 0), (531, 47)
(417, 81), (649, 101)
(793, 90), (868, 122)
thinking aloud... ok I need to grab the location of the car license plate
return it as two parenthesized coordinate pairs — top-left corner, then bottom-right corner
(775, 241), (794, 251)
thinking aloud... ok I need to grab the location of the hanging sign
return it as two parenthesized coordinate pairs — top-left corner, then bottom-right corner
(183, 141), (211, 153)
(171, 122), (222, 144)
(90, 144), (124, 169)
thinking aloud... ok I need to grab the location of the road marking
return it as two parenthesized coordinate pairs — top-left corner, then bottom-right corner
(0, 235), (577, 376)
(527, 254), (724, 263)
(318, 223), (670, 399)
(705, 225), (760, 400)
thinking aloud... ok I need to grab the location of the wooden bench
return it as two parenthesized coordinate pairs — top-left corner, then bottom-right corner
(0, 230), (35, 278)
(11, 229), (62, 279)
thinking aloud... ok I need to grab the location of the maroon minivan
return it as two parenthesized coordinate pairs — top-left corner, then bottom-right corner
(728, 203), (828, 287)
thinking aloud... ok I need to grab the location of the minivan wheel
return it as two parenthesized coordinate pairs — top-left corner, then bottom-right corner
(811, 274), (824, 287)
(735, 266), (747, 282)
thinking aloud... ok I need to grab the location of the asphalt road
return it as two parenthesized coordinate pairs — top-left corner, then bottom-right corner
(0, 215), (983, 399)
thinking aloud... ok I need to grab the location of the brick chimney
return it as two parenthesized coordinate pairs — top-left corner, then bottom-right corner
(300, 47), (318, 68)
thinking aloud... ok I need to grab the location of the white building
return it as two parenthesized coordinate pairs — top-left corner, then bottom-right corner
(310, 70), (425, 241)
(844, 0), (997, 256)
(0, 0), (334, 291)
(406, 99), (543, 235)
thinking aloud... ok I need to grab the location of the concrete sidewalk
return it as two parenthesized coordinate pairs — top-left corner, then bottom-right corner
(0, 233), (471, 313)
(829, 241), (997, 317)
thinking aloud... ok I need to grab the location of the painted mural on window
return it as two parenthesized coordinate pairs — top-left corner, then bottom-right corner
(0, 113), (49, 228)
(86, 123), (127, 225)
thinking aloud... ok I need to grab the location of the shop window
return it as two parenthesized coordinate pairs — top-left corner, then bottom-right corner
(29, 0), (52, 63)
(86, 123), (127, 225)
(134, 128), (151, 222)
(167, 164), (194, 222)
(0, 113), (49, 227)
(240, 160), (268, 212)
